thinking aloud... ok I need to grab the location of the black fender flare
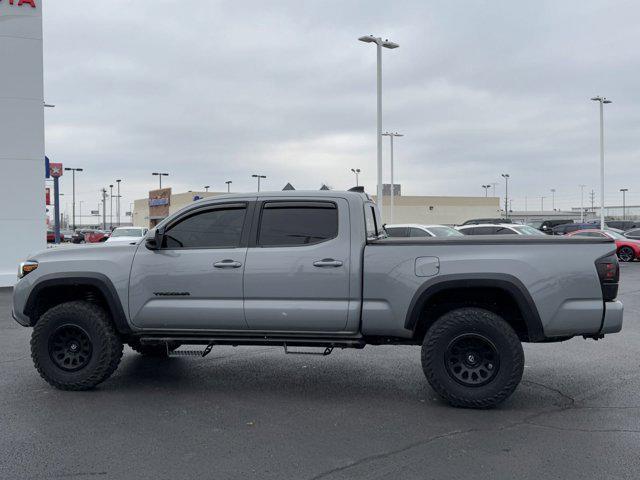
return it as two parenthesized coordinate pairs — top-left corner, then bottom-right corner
(23, 272), (132, 335)
(404, 273), (545, 342)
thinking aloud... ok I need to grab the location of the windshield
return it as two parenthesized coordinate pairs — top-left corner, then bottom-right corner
(428, 226), (463, 237)
(528, 220), (543, 229)
(512, 225), (546, 235)
(111, 228), (143, 237)
(605, 230), (626, 240)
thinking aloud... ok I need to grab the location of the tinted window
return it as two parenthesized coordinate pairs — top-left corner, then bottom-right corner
(365, 205), (378, 240)
(164, 206), (246, 248)
(573, 231), (604, 238)
(458, 227), (474, 235)
(259, 203), (338, 246)
(386, 227), (408, 237)
(495, 227), (517, 234)
(474, 227), (497, 235)
(428, 226), (463, 237)
(409, 227), (431, 237)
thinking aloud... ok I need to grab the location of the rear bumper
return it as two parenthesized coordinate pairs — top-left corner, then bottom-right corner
(601, 300), (623, 334)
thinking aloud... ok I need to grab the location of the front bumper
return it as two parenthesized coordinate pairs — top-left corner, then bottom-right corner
(601, 300), (623, 334)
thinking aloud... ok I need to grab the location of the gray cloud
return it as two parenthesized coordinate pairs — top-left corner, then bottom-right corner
(43, 0), (640, 217)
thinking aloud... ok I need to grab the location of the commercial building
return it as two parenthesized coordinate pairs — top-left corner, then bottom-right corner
(0, 1), (44, 286)
(133, 188), (501, 227)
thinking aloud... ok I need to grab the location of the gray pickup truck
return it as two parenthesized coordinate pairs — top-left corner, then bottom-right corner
(12, 190), (623, 408)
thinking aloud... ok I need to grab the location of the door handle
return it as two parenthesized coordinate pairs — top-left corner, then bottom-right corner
(213, 260), (243, 269)
(313, 259), (343, 267)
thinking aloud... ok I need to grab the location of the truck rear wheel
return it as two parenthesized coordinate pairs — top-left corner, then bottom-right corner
(421, 307), (524, 408)
(30, 301), (123, 391)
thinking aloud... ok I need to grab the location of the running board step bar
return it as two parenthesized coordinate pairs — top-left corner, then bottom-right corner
(284, 344), (334, 356)
(168, 344), (213, 358)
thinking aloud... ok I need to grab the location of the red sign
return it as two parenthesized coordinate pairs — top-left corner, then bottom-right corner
(45, 187), (50, 205)
(0, 0), (36, 7)
(49, 163), (63, 178)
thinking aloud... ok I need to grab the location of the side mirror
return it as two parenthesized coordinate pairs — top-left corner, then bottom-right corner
(145, 227), (164, 250)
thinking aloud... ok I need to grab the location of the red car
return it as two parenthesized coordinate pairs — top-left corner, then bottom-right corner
(84, 230), (110, 243)
(566, 229), (640, 262)
(46, 230), (65, 243)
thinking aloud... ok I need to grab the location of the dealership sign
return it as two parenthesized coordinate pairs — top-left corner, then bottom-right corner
(49, 163), (63, 178)
(0, 0), (36, 7)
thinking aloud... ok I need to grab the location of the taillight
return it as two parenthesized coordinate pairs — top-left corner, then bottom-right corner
(595, 253), (619, 301)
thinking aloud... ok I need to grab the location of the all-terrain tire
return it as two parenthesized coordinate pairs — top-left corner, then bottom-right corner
(127, 340), (181, 357)
(31, 301), (123, 390)
(422, 307), (524, 409)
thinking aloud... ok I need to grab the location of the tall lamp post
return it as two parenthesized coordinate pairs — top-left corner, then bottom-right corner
(550, 189), (556, 211)
(204, 185), (210, 192)
(382, 132), (403, 223)
(116, 179), (121, 226)
(591, 96), (612, 230)
(152, 172), (169, 189)
(358, 34), (399, 211)
(620, 188), (628, 221)
(482, 184), (490, 197)
(252, 174), (266, 192)
(64, 167), (83, 231)
(225, 180), (232, 193)
(109, 184), (114, 230)
(579, 184), (586, 222)
(351, 168), (361, 186)
(501, 174), (510, 218)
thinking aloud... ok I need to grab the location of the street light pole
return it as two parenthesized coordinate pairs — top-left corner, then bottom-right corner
(501, 174), (510, 218)
(591, 96), (612, 230)
(350, 168), (361, 187)
(382, 132), (403, 223)
(101, 188), (107, 230)
(109, 184), (113, 230)
(579, 185), (586, 222)
(540, 196), (546, 211)
(152, 172), (169, 189)
(252, 174), (266, 192)
(64, 167), (83, 231)
(620, 188), (628, 220)
(358, 34), (399, 212)
(204, 185), (210, 192)
(116, 179), (121, 226)
(225, 181), (232, 193)
(550, 189), (556, 211)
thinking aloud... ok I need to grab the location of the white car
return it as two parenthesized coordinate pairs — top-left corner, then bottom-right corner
(385, 223), (463, 238)
(456, 223), (545, 236)
(105, 227), (148, 244)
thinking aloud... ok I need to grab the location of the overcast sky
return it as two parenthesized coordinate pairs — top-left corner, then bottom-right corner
(43, 0), (640, 218)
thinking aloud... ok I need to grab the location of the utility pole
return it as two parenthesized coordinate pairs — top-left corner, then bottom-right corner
(501, 174), (510, 219)
(621, 188), (628, 220)
(579, 185), (586, 222)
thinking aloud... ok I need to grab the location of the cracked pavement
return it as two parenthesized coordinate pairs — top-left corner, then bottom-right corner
(1, 264), (639, 479)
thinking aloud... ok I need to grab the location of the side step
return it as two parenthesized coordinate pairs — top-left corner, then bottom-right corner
(284, 344), (334, 356)
(168, 344), (213, 358)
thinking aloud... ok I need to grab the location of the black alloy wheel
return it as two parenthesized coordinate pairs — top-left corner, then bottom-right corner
(49, 324), (93, 372)
(444, 333), (500, 387)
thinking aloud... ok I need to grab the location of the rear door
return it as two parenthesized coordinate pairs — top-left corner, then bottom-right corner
(243, 198), (351, 331)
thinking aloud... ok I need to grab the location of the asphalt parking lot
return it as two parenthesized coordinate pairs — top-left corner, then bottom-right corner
(1, 267), (639, 480)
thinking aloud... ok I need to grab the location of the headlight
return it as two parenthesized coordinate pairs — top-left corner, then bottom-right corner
(18, 261), (38, 278)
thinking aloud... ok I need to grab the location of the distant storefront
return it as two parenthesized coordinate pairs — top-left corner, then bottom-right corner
(148, 188), (171, 227)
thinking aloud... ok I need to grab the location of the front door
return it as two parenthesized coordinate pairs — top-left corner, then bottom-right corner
(243, 199), (351, 331)
(129, 202), (252, 330)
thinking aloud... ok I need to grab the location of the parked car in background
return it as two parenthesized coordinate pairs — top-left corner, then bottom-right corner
(567, 229), (640, 262)
(529, 219), (575, 234)
(606, 220), (639, 231)
(384, 224), (463, 238)
(71, 229), (95, 244)
(84, 230), (110, 243)
(550, 222), (596, 236)
(105, 227), (148, 244)
(623, 228), (640, 240)
(457, 224), (545, 236)
(460, 218), (514, 225)
(46, 230), (64, 243)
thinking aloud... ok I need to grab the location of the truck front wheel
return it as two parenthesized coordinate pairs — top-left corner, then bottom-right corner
(30, 301), (123, 390)
(421, 307), (524, 408)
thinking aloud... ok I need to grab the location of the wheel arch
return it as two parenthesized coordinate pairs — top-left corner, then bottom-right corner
(405, 274), (545, 342)
(24, 273), (132, 335)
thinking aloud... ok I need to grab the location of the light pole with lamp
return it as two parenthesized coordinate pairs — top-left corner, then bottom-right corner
(152, 172), (169, 189)
(501, 174), (510, 218)
(351, 168), (361, 186)
(482, 185), (490, 197)
(381, 132), (403, 223)
(579, 185), (586, 222)
(64, 167), (83, 231)
(358, 34), (399, 211)
(116, 179), (121, 226)
(620, 188), (628, 221)
(252, 175), (266, 192)
(225, 181), (232, 193)
(550, 189), (556, 211)
(591, 96), (612, 230)
(109, 184), (113, 230)
(204, 185), (210, 192)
